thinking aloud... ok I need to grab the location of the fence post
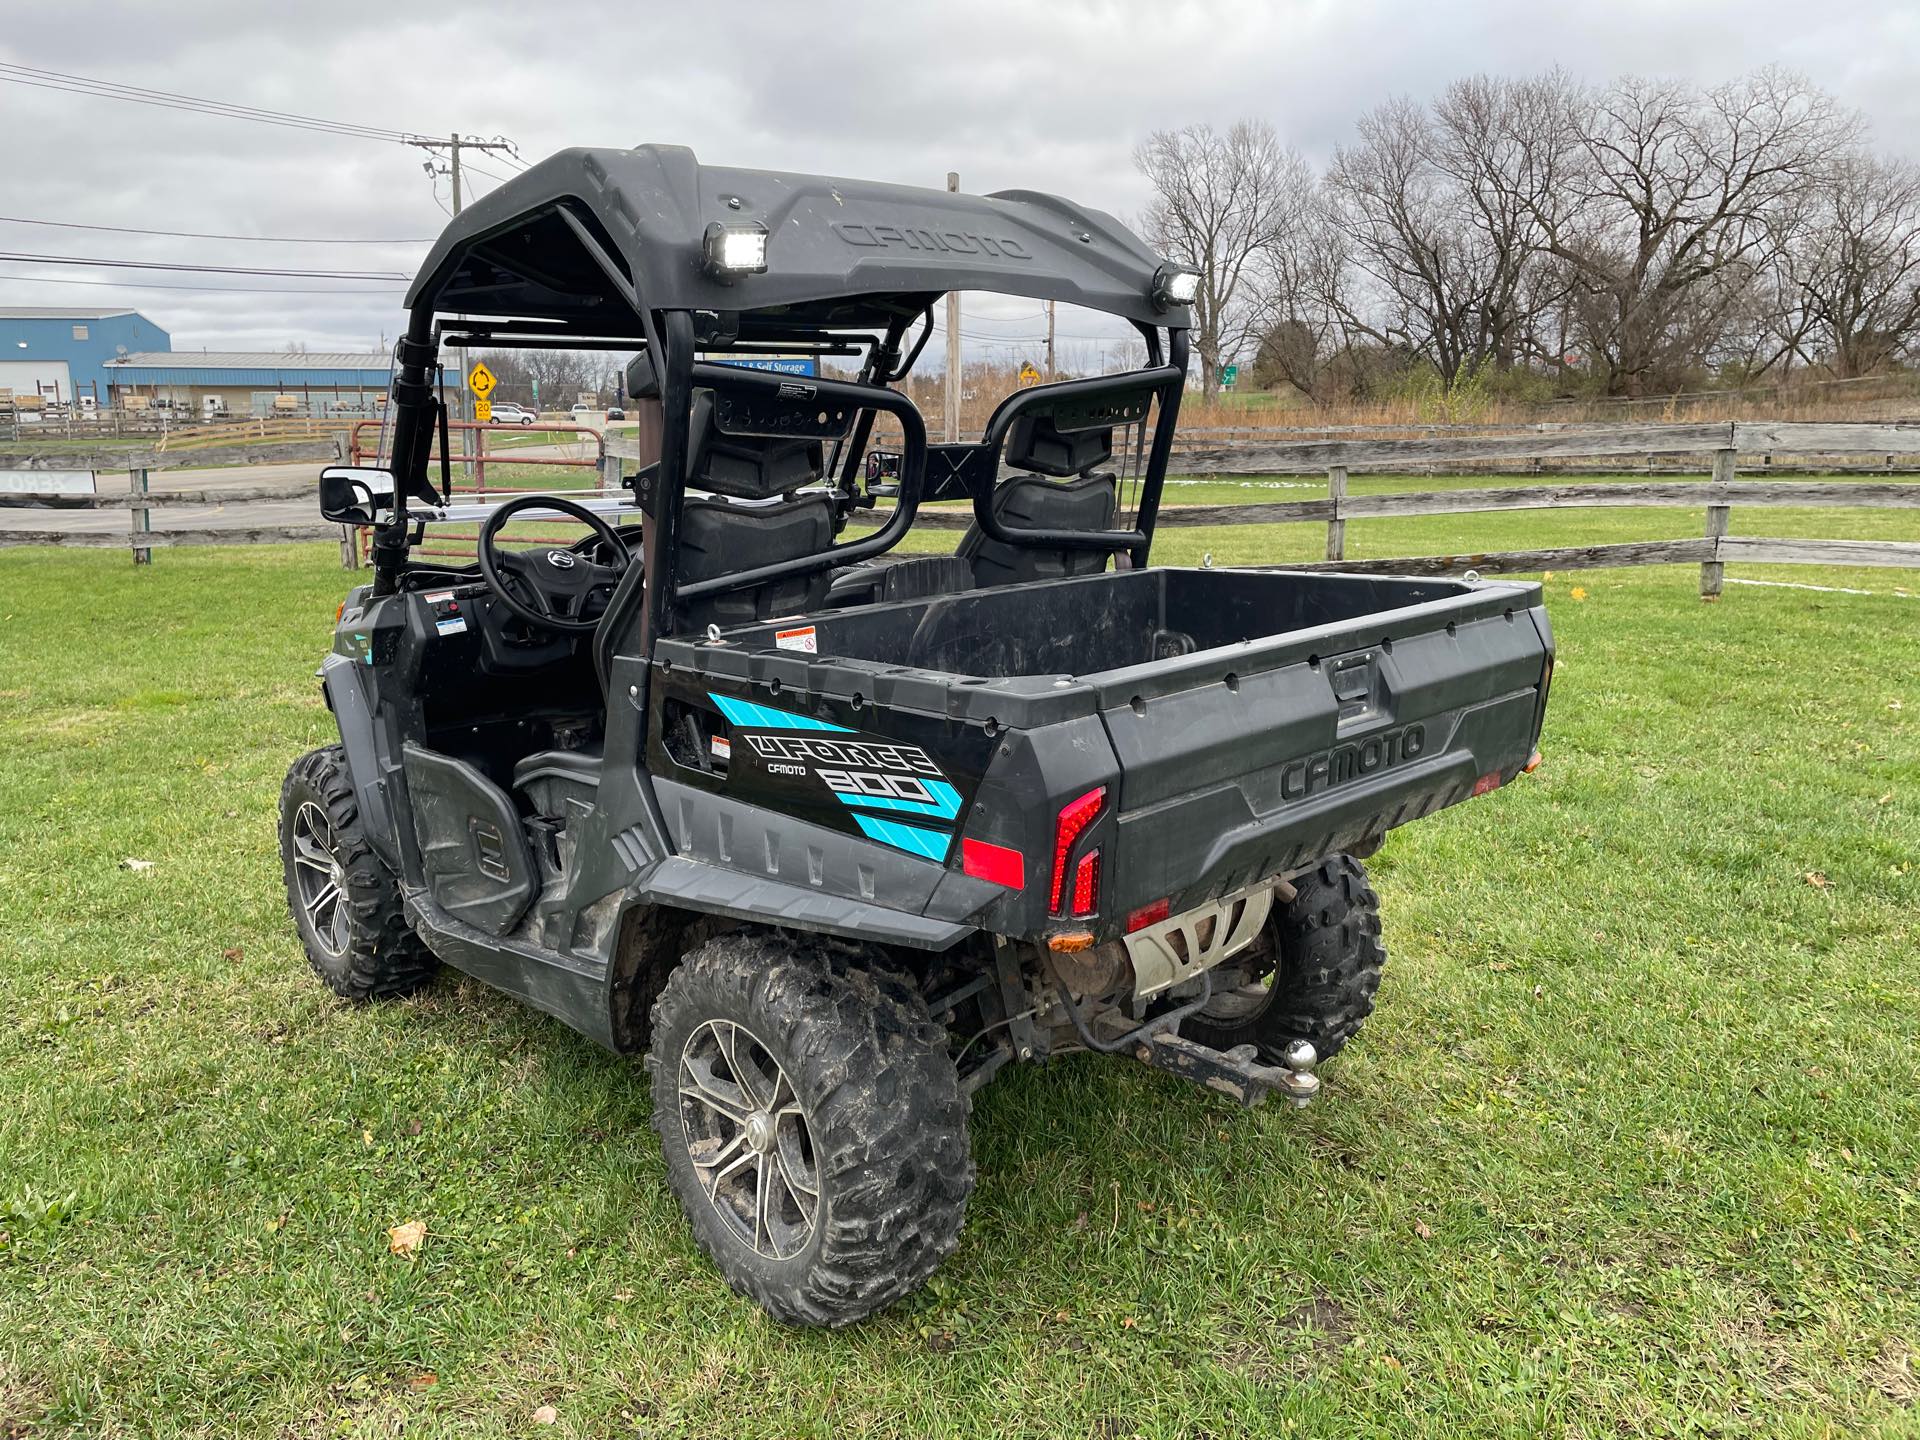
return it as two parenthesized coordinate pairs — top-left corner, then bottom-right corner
(1325, 464), (1347, 562)
(1701, 445), (1735, 599)
(599, 452), (621, 493)
(339, 526), (361, 571)
(129, 466), (151, 566)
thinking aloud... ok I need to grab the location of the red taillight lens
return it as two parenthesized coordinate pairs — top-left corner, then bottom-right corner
(1471, 771), (1502, 796)
(1050, 786), (1105, 916)
(961, 836), (1024, 890)
(1126, 897), (1170, 933)
(1071, 851), (1100, 917)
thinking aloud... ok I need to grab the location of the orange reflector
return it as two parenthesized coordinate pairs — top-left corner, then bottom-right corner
(1523, 750), (1543, 774)
(1047, 931), (1097, 953)
(336, 601), (345, 622)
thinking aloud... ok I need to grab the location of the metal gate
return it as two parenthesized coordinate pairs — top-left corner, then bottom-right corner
(347, 417), (614, 564)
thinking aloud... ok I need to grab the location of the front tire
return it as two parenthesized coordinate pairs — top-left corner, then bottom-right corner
(648, 933), (974, 1327)
(1182, 853), (1386, 1063)
(278, 746), (438, 1001)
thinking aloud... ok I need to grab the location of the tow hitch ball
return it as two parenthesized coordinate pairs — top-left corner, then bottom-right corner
(1136, 1033), (1322, 1109)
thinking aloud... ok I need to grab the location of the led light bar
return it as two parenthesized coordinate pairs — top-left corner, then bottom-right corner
(1151, 263), (1201, 311)
(703, 221), (769, 280)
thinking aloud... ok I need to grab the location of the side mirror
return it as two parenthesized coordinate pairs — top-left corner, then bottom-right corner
(863, 449), (902, 498)
(318, 465), (396, 526)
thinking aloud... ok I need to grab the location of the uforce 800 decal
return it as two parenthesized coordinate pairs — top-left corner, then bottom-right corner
(744, 734), (963, 822)
(705, 693), (963, 860)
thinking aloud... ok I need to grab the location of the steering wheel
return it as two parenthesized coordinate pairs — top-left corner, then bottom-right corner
(476, 494), (632, 634)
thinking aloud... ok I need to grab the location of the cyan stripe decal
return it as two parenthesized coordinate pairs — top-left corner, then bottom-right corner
(852, 813), (952, 862)
(707, 692), (853, 733)
(833, 780), (962, 821)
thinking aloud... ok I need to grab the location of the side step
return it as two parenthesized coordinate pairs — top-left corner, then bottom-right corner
(1135, 1033), (1321, 1109)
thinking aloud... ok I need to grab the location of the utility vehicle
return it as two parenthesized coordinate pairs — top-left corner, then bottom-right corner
(281, 145), (1553, 1326)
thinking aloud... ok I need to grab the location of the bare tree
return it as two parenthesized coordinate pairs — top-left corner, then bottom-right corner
(1135, 121), (1312, 394)
(1788, 152), (1920, 376)
(1535, 68), (1858, 394)
(1251, 186), (1366, 400)
(1278, 76), (1573, 393)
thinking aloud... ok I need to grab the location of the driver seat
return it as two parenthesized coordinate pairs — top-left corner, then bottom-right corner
(672, 392), (837, 631)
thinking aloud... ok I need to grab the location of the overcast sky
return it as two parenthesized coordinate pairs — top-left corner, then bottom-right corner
(5, 0), (1917, 363)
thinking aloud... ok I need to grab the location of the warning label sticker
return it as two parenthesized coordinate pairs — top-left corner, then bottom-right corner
(710, 735), (732, 761)
(774, 625), (818, 654)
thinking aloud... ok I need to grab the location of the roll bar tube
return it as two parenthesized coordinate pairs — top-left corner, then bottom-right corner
(966, 333), (1186, 567)
(666, 363), (928, 606)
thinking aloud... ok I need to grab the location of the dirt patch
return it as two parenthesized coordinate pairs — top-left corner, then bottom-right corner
(0, 1356), (54, 1439)
(1222, 1292), (1353, 1380)
(1866, 1340), (1917, 1407)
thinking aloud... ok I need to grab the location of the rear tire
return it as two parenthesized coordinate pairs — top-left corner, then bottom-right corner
(278, 746), (438, 1001)
(648, 933), (974, 1326)
(1182, 853), (1386, 1063)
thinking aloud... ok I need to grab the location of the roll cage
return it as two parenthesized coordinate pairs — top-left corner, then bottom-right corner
(369, 144), (1194, 684)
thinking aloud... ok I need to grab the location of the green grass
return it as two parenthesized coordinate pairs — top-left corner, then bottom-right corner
(2, 523), (1918, 1437)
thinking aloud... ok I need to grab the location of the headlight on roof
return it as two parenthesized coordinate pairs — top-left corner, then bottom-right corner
(703, 221), (769, 280)
(1152, 263), (1201, 310)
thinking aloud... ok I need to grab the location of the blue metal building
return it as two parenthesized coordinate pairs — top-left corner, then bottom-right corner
(0, 308), (173, 405)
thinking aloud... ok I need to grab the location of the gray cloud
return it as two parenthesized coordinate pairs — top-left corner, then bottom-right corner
(5, 0), (1915, 356)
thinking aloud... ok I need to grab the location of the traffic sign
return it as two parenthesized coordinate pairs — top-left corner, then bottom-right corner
(1220, 364), (1239, 389)
(467, 361), (497, 398)
(1017, 362), (1042, 387)
(474, 399), (493, 423)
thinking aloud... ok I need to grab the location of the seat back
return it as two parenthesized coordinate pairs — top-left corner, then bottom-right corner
(955, 472), (1118, 588)
(667, 386), (840, 631)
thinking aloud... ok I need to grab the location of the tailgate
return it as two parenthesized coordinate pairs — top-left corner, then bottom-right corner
(1091, 585), (1551, 911)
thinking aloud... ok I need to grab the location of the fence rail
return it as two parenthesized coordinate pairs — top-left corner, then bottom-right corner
(2, 421), (1917, 595)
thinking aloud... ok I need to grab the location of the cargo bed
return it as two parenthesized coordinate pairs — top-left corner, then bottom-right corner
(655, 567), (1553, 942)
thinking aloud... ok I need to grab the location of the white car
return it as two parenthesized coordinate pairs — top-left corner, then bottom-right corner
(569, 402), (595, 418)
(488, 402), (537, 425)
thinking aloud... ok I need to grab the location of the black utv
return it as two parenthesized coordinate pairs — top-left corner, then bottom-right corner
(282, 145), (1553, 1326)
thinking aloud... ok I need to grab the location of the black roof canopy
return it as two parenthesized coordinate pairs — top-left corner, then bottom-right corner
(406, 144), (1190, 335)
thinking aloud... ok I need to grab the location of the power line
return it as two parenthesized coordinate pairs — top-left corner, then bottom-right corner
(0, 250), (412, 280)
(0, 213), (432, 246)
(0, 61), (417, 143)
(0, 269), (407, 296)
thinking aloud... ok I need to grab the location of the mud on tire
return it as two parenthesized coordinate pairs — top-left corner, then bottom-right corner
(648, 932), (974, 1327)
(278, 745), (438, 1001)
(1182, 853), (1386, 1063)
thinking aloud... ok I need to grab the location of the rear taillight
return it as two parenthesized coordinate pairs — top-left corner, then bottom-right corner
(1050, 786), (1105, 916)
(1071, 851), (1100, 917)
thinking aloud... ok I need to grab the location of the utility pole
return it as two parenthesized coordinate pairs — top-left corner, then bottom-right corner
(411, 134), (518, 425)
(945, 171), (962, 443)
(1045, 300), (1056, 380)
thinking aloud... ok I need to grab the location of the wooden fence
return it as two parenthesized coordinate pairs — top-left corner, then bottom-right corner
(0, 439), (351, 564)
(3, 421), (1917, 595)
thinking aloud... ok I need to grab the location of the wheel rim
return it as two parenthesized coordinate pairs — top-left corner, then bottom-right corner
(1198, 928), (1280, 1024)
(289, 801), (350, 959)
(677, 1019), (819, 1260)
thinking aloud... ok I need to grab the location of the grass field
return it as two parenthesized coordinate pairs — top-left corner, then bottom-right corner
(2, 517), (1917, 1437)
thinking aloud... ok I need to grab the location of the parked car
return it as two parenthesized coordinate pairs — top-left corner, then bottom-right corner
(569, 402), (592, 417)
(606, 404), (626, 420)
(488, 402), (538, 425)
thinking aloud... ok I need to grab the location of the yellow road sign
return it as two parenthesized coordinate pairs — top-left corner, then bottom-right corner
(1018, 362), (1042, 387)
(467, 361), (497, 398)
(474, 399), (493, 423)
